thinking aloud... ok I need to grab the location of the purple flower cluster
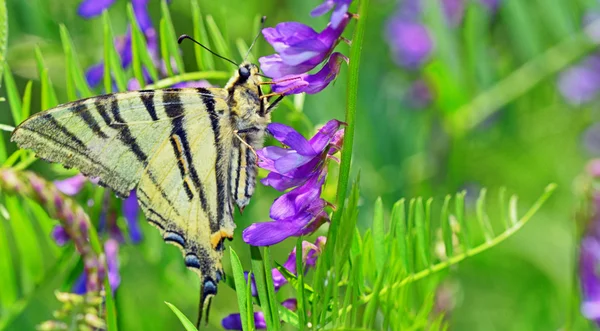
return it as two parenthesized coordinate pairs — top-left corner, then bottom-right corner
(579, 159), (600, 325)
(243, 120), (343, 246)
(80, 0), (206, 90)
(222, 237), (326, 330)
(259, 0), (352, 95)
(52, 173), (142, 293)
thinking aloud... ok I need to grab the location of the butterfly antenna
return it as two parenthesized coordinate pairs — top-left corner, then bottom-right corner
(243, 16), (267, 63)
(178, 34), (239, 67)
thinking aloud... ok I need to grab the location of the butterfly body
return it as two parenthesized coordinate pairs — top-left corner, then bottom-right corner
(11, 62), (272, 307)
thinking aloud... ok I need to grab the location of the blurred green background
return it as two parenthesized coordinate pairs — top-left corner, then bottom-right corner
(0, 0), (598, 329)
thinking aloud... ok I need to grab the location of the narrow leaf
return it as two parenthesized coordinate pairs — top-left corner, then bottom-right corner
(372, 197), (386, 272)
(160, 0), (185, 73)
(205, 15), (232, 60)
(4, 65), (22, 124)
(165, 302), (198, 331)
(295, 238), (307, 331)
(34, 47), (58, 109)
(103, 11), (126, 92)
(250, 246), (275, 330)
(20, 81), (32, 121)
(59, 24), (93, 98)
(191, 0), (214, 70)
(230, 248), (249, 331)
(441, 195), (453, 258)
(455, 191), (471, 249)
(104, 274), (119, 331)
(415, 197), (429, 268)
(391, 199), (408, 272)
(127, 4), (158, 85)
(0, 0), (7, 88)
(476, 188), (494, 241)
(263, 247), (280, 328)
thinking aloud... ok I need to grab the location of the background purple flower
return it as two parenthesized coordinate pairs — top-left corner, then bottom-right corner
(558, 55), (600, 105)
(54, 174), (87, 196)
(385, 18), (433, 69)
(311, 0), (352, 28)
(123, 191), (142, 243)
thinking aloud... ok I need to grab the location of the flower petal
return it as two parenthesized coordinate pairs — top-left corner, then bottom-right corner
(309, 120), (343, 152)
(267, 123), (315, 155)
(85, 63), (105, 88)
(123, 190), (142, 243)
(242, 214), (312, 246)
(77, 0), (116, 18)
(52, 225), (70, 246)
(54, 174), (87, 196)
(222, 312), (267, 330)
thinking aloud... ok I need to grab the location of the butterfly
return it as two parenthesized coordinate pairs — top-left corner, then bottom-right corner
(11, 34), (282, 324)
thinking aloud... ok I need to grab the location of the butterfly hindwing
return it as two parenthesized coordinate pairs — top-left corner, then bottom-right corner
(135, 88), (236, 286)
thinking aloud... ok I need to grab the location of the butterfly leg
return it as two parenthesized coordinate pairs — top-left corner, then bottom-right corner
(234, 129), (258, 158)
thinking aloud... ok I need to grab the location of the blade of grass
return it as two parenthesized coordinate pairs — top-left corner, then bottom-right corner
(20, 81), (32, 121)
(415, 197), (429, 268)
(4, 64), (22, 124)
(476, 188), (494, 241)
(191, 0), (214, 70)
(372, 197), (386, 273)
(104, 274), (118, 331)
(160, 0), (185, 73)
(205, 15), (232, 61)
(245, 272), (255, 331)
(59, 24), (93, 98)
(127, 4), (158, 85)
(165, 302), (198, 331)
(295, 238), (307, 331)
(441, 195), (453, 258)
(391, 199), (408, 273)
(159, 19), (174, 77)
(263, 247), (280, 328)
(0, 0), (7, 88)
(230, 248), (250, 331)
(103, 11), (126, 92)
(35, 47), (58, 109)
(250, 246), (275, 330)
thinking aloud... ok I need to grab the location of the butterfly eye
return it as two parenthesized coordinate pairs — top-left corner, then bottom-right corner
(238, 66), (251, 79)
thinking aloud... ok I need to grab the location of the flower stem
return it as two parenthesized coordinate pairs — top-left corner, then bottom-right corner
(143, 70), (230, 89)
(329, 0), (370, 244)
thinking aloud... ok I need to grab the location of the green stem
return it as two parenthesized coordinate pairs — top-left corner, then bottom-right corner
(144, 71), (230, 89)
(338, 183), (557, 316)
(449, 19), (600, 136)
(329, 0), (370, 246)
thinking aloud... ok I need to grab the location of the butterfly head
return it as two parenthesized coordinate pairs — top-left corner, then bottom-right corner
(226, 62), (271, 125)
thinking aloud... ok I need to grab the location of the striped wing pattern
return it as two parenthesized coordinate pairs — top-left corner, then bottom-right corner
(11, 87), (238, 293)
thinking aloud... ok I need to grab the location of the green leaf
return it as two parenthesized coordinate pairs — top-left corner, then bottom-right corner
(391, 199), (408, 273)
(263, 247), (280, 327)
(104, 274), (119, 331)
(372, 197), (386, 273)
(0, 0), (8, 88)
(4, 64), (22, 125)
(191, 0), (214, 70)
(415, 197), (429, 268)
(250, 246), (275, 331)
(34, 47), (58, 109)
(205, 15), (232, 62)
(245, 272), (255, 331)
(20, 81), (32, 121)
(127, 3), (158, 85)
(103, 11), (126, 92)
(334, 175), (360, 272)
(295, 238), (307, 331)
(160, 0), (185, 74)
(476, 188), (494, 241)
(440, 195), (453, 258)
(230, 248), (250, 331)
(59, 24), (93, 99)
(165, 302), (198, 331)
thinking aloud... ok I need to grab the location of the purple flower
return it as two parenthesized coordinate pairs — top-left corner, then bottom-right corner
(123, 191), (142, 243)
(54, 174), (87, 196)
(244, 121), (343, 246)
(243, 175), (328, 246)
(77, 0), (115, 18)
(78, 0), (152, 31)
(52, 225), (70, 246)
(558, 55), (600, 105)
(259, 16), (350, 79)
(281, 298), (298, 311)
(385, 16), (433, 68)
(222, 312), (267, 330)
(442, 0), (465, 26)
(269, 53), (348, 96)
(259, 120), (343, 191)
(580, 167), (600, 326)
(72, 239), (121, 294)
(104, 239), (121, 291)
(311, 0), (352, 28)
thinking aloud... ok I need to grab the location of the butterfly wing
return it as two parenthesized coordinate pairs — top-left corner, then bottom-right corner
(11, 87), (235, 298)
